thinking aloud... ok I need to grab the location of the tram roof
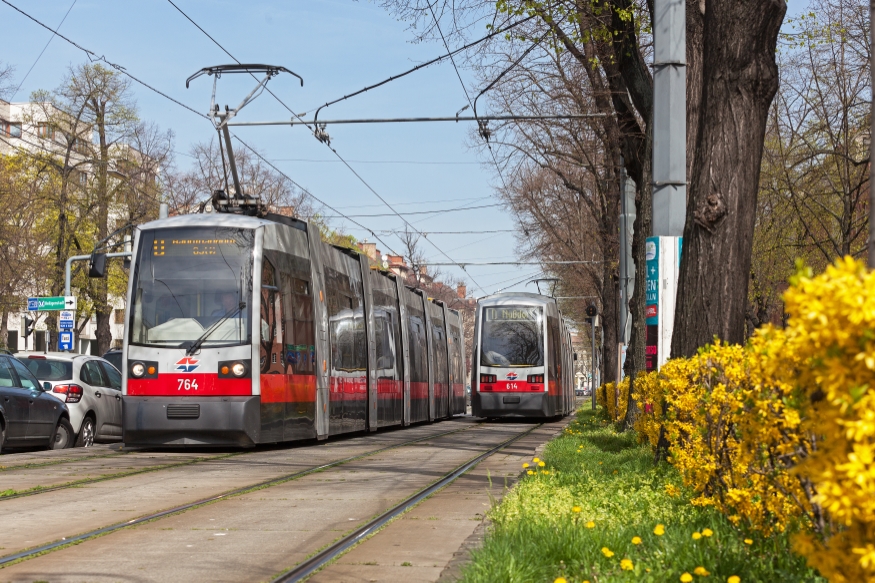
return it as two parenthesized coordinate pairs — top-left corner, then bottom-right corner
(136, 213), (304, 232)
(477, 292), (557, 306)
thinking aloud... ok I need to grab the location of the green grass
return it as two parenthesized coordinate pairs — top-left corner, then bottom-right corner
(458, 409), (825, 583)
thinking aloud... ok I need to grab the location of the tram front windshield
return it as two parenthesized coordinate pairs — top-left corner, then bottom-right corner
(480, 306), (544, 367)
(128, 227), (253, 349)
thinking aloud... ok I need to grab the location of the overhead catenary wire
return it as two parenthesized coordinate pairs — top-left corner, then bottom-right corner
(166, 0), (490, 295)
(0, 0), (403, 259)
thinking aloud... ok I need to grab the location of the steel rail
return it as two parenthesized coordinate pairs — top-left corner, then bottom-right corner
(0, 421), (480, 568)
(226, 113), (608, 127)
(271, 423), (543, 583)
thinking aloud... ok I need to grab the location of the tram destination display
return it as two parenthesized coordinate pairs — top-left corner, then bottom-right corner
(484, 307), (541, 321)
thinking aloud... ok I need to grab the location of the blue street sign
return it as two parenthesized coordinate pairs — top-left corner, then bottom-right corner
(59, 320), (73, 329)
(59, 332), (73, 351)
(27, 298), (38, 311)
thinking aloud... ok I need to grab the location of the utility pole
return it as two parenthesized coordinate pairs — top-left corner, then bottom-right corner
(652, 0), (686, 236)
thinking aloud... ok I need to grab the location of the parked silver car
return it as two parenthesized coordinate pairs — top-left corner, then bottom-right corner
(18, 353), (123, 447)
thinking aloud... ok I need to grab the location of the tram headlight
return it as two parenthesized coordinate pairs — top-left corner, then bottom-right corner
(131, 363), (145, 378)
(218, 360), (250, 379)
(232, 362), (246, 377)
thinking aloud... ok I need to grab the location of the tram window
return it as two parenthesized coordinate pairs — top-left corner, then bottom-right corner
(480, 306), (544, 367)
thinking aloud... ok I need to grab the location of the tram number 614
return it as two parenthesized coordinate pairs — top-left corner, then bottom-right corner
(177, 378), (199, 391)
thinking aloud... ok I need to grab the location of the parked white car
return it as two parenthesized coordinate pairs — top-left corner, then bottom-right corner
(17, 353), (123, 447)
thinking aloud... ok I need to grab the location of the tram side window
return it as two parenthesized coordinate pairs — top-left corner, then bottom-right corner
(260, 259), (284, 374)
(280, 273), (315, 375)
(374, 315), (395, 372)
(407, 314), (427, 383)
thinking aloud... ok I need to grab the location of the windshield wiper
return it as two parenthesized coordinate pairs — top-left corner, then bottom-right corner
(184, 302), (246, 355)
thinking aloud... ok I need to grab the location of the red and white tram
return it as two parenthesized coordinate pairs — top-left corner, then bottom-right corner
(121, 208), (466, 446)
(471, 293), (575, 418)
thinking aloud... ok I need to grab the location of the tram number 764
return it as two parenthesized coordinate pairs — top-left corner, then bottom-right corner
(177, 379), (199, 391)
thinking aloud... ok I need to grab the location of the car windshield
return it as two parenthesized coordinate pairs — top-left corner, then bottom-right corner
(480, 306), (544, 367)
(22, 358), (73, 381)
(128, 226), (253, 348)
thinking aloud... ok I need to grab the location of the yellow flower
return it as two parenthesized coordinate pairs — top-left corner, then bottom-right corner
(680, 573), (693, 583)
(601, 547), (614, 558)
(702, 528), (713, 537)
(522, 462), (530, 468)
(692, 532), (702, 540)
(631, 536), (642, 545)
(585, 521), (595, 529)
(572, 506), (581, 513)
(553, 578), (567, 583)
(654, 524), (665, 536)
(538, 461), (546, 467)
(533, 457), (540, 463)
(620, 558), (634, 571)
(526, 470), (534, 475)
(694, 566), (710, 576)
(743, 539), (753, 545)
(727, 577), (740, 583)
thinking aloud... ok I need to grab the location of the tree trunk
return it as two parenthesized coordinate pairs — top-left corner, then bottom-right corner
(94, 102), (112, 356)
(0, 311), (8, 351)
(600, 178), (621, 386)
(672, 0), (786, 357)
(622, 127), (653, 430)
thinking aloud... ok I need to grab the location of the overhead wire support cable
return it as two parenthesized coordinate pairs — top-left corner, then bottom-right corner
(225, 114), (608, 127)
(167, 0), (490, 295)
(308, 12), (540, 123)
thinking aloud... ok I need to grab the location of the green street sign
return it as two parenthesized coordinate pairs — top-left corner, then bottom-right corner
(27, 296), (77, 311)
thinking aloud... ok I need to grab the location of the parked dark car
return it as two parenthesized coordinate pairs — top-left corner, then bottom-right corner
(102, 350), (122, 372)
(0, 353), (74, 453)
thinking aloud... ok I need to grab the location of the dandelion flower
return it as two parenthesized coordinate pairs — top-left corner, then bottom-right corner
(680, 573), (693, 583)
(692, 532), (702, 540)
(601, 547), (614, 558)
(553, 578), (567, 583)
(743, 539), (753, 545)
(572, 506), (581, 513)
(620, 558), (634, 571)
(631, 536), (642, 545)
(653, 524), (665, 536)
(728, 577), (740, 583)
(702, 528), (713, 537)
(538, 461), (546, 467)
(533, 457), (540, 463)
(522, 462), (530, 468)
(694, 566), (710, 576)
(526, 470), (534, 475)
(585, 521), (595, 528)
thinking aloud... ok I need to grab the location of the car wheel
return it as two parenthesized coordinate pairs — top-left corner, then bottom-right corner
(75, 416), (95, 448)
(50, 418), (75, 450)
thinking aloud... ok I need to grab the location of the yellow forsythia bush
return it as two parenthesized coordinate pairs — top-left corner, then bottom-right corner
(629, 257), (875, 582)
(595, 377), (629, 421)
(779, 258), (875, 583)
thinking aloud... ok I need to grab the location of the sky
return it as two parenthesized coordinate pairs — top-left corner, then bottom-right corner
(0, 0), (810, 300)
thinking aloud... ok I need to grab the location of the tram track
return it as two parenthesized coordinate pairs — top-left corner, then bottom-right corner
(0, 451), (243, 501)
(271, 422), (542, 583)
(0, 420), (484, 569)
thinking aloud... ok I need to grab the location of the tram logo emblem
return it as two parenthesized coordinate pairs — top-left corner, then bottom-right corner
(175, 357), (200, 373)
(506, 372), (518, 381)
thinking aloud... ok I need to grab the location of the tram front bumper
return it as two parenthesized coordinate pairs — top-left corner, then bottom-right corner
(472, 391), (552, 418)
(122, 396), (261, 447)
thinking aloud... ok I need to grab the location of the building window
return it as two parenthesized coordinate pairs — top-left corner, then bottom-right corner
(0, 120), (21, 138)
(36, 123), (55, 140)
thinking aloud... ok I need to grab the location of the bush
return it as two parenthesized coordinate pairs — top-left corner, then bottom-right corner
(614, 257), (875, 581)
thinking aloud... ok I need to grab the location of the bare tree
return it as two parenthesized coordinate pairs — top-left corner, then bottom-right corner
(0, 61), (14, 100)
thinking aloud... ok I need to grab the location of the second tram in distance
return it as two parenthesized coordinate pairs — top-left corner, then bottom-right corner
(121, 207), (466, 447)
(472, 292), (575, 418)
